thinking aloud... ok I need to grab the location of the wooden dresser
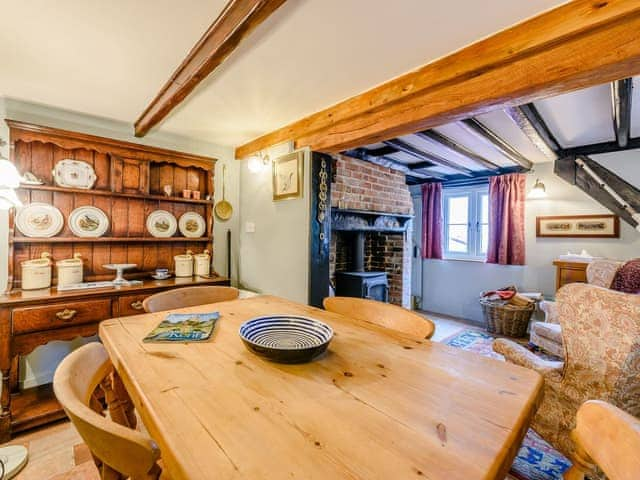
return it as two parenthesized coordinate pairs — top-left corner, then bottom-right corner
(553, 260), (589, 291)
(0, 120), (230, 441)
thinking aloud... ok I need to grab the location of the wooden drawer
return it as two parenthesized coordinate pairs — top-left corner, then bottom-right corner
(118, 294), (148, 316)
(13, 299), (112, 335)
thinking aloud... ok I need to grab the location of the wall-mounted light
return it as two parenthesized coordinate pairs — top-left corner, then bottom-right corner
(0, 158), (23, 209)
(527, 178), (547, 199)
(247, 151), (271, 173)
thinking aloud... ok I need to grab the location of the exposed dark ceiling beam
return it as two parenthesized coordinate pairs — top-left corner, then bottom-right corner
(414, 130), (499, 170)
(611, 78), (633, 148)
(563, 136), (640, 156)
(366, 145), (398, 157)
(404, 165), (526, 186)
(460, 118), (533, 170)
(342, 149), (442, 179)
(383, 138), (474, 177)
(504, 104), (560, 160)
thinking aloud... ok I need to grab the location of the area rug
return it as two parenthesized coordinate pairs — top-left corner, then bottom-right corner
(443, 330), (571, 480)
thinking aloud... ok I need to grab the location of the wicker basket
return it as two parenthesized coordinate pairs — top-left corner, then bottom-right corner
(479, 298), (535, 337)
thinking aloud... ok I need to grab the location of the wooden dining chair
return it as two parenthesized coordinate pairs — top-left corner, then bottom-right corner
(53, 342), (166, 480)
(564, 400), (640, 480)
(142, 286), (239, 313)
(323, 296), (435, 340)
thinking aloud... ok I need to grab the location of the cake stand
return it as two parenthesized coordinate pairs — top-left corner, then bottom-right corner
(103, 263), (137, 286)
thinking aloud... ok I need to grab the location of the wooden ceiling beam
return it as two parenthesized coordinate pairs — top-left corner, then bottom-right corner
(235, 1), (640, 158)
(611, 78), (633, 148)
(504, 104), (560, 160)
(383, 138), (474, 177)
(415, 130), (499, 170)
(563, 136), (640, 157)
(135, 0), (287, 137)
(460, 119), (533, 170)
(343, 149), (442, 180)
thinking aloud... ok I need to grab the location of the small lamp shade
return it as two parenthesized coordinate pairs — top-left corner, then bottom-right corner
(247, 155), (263, 173)
(0, 159), (21, 189)
(528, 178), (547, 199)
(0, 188), (22, 208)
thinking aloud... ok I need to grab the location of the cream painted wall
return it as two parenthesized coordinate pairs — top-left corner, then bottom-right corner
(414, 161), (640, 323)
(0, 97), (239, 388)
(237, 145), (311, 304)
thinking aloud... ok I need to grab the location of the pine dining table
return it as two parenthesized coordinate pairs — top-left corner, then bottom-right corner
(98, 295), (543, 480)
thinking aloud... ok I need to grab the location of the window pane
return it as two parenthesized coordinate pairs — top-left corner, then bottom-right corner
(480, 194), (489, 224)
(447, 225), (468, 252)
(448, 196), (468, 225)
(480, 224), (489, 254)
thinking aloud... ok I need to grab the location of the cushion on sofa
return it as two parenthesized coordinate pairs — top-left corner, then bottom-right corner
(611, 259), (640, 294)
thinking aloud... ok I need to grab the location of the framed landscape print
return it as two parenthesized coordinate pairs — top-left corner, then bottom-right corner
(272, 151), (303, 201)
(536, 214), (620, 238)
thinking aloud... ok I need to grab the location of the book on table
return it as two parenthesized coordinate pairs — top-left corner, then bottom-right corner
(143, 312), (219, 342)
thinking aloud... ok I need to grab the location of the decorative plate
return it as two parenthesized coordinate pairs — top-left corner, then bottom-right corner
(178, 212), (206, 238)
(15, 203), (64, 238)
(146, 210), (177, 237)
(239, 315), (334, 364)
(53, 159), (97, 189)
(69, 206), (109, 237)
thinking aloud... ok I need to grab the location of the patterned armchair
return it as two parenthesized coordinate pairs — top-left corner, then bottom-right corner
(493, 282), (640, 466)
(530, 259), (624, 357)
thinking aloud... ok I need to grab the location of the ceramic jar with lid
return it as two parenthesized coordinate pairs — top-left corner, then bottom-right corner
(193, 249), (211, 277)
(56, 253), (83, 288)
(174, 250), (194, 278)
(21, 252), (52, 290)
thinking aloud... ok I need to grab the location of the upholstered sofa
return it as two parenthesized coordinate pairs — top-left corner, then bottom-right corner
(530, 259), (623, 357)
(493, 282), (640, 467)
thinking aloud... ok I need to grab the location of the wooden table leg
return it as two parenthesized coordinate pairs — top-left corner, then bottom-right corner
(0, 309), (12, 442)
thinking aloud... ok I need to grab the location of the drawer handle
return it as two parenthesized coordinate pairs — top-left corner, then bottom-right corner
(130, 300), (144, 311)
(55, 309), (77, 321)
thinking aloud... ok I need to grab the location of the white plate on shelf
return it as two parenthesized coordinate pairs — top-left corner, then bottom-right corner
(146, 210), (177, 237)
(178, 212), (206, 238)
(69, 206), (109, 237)
(15, 203), (64, 238)
(53, 159), (97, 189)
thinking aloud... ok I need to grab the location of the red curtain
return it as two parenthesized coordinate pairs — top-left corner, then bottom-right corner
(421, 182), (443, 259)
(487, 173), (526, 265)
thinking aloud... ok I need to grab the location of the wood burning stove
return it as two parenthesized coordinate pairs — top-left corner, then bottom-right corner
(335, 271), (388, 301)
(334, 231), (389, 301)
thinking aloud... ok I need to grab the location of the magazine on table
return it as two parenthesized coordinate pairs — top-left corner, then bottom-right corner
(143, 312), (219, 343)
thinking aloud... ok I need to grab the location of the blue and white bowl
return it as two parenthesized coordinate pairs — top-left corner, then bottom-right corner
(239, 315), (334, 364)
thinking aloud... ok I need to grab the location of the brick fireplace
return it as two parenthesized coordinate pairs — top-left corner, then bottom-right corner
(329, 155), (413, 307)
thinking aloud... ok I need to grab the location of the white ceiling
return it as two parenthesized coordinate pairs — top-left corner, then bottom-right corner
(0, 0), (567, 147)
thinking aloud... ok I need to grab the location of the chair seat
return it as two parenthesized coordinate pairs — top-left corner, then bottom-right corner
(530, 321), (564, 357)
(531, 321), (563, 344)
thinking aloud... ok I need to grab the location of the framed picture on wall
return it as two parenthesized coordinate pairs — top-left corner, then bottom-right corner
(272, 151), (303, 201)
(536, 214), (620, 238)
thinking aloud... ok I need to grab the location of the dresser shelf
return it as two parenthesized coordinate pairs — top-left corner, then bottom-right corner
(18, 184), (214, 205)
(10, 236), (213, 244)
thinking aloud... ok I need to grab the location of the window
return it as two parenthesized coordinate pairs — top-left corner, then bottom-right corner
(443, 184), (489, 260)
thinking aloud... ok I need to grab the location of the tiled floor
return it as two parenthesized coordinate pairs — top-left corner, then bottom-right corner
(5, 312), (482, 480)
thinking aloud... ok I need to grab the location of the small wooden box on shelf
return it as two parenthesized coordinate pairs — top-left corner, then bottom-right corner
(0, 120), (230, 441)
